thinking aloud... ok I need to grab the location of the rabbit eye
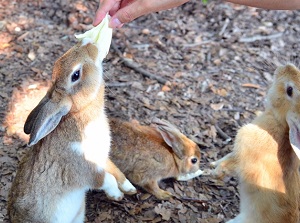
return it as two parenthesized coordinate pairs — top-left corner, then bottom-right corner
(191, 158), (198, 164)
(71, 69), (81, 82)
(286, 86), (293, 97)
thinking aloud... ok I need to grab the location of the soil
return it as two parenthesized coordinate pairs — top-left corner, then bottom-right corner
(1, 0), (300, 222)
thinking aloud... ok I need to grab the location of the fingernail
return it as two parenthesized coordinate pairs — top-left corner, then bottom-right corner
(109, 18), (123, 28)
(92, 20), (98, 26)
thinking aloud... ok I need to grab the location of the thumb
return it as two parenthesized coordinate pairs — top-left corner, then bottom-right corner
(93, 1), (121, 26)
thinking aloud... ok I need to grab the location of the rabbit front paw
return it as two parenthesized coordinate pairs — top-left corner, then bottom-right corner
(212, 166), (227, 179)
(155, 190), (173, 200)
(105, 190), (124, 201)
(119, 179), (137, 195)
(100, 172), (124, 201)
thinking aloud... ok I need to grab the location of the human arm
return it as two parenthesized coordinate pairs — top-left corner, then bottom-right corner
(93, 0), (300, 28)
(93, 0), (190, 27)
(225, 0), (300, 10)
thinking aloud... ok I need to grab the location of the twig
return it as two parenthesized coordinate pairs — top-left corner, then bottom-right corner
(239, 32), (283, 43)
(219, 18), (230, 36)
(106, 82), (133, 87)
(176, 196), (208, 204)
(222, 108), (244, 113)
(215, 124), (232, 142)
(111, 41), (167, 85)
(130, 44), (150, 49)
(182, 40), (213, 48)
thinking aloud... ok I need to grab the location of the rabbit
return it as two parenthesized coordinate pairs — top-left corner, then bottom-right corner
(108, 117), (203, 200)
(211, 63), (300, 223)
(7, 38), (136, 223)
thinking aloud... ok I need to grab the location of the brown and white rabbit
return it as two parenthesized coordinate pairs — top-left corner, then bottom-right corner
(211, 63), (300, 223)
(109, 117), (202, 200)
(7, 39), (136, 223)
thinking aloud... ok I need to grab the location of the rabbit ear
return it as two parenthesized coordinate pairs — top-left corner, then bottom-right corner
(152, 118), (179, 132)
(24, 94), (50, 135)
(24, 95), (71, 146)
(288, 124), (300, 160)
(153, 119), (184, 159)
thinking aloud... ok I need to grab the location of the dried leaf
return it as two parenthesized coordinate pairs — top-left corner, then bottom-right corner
(123, 52), (133, 60)
(154, 204), (172, 221)
(208, 125), (217, 140)
(216, 88), (228, 97)
(28, 50), (36, 61)
(210, 103), (224, 111)
(162, 85), (171, 92)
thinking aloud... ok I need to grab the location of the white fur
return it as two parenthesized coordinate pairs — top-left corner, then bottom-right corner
(100, 172), (123, 200)
(119, 179), (136, 193)
(72, 208), (85, 223)
(71, 111), (111, 170)
(226, 213), (246, 223)
(70, 142), (83, 155)
(52, 188), (87, 223)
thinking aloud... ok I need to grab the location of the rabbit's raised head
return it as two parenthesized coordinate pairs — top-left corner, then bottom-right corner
(151, 118), (202, 180)
(267, 63), (300, 159)
(24, 39), (105, 146)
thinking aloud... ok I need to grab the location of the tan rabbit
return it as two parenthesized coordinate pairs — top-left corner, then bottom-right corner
(212, 63), (300, 223)
(109, 117), (202, 200)
(7, 39), (136, 223)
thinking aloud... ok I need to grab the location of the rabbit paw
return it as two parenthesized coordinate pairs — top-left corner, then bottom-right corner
(119, 179), (137, 195)
(211, 167), (227, 179)
(101, 172), (124, 201)
(155, 190), (173, 200)
(105, 189), (124, 201)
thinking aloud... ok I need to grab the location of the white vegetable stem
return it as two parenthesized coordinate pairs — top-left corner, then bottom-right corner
(75, 15), (112, 60)
(176, 169), (203, 181)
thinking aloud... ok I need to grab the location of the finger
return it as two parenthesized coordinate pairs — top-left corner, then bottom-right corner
(108, 1), (142, 28)
(93, 0), (121, 26)
(109, 0), (189, 28)
(110, 0), (133, 15)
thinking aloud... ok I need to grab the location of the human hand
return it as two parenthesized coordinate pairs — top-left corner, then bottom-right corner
(93, 0), (190, 28)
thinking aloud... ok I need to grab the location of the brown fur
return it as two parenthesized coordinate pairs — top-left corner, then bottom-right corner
(109, 118), (201, 200)
(212, 64), (300, 223)
(8, 41), (135, 223)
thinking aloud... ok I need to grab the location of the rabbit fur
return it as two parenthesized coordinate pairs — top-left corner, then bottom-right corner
(7, 39), (136, 223)
(212, 63), (300, 223)
(109, 117), (202, 200)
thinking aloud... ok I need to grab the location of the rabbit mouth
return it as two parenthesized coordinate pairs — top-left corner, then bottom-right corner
(176, 169), (203, 181)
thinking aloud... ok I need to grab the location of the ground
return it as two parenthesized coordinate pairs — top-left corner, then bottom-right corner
(1, 0), (300, 222)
